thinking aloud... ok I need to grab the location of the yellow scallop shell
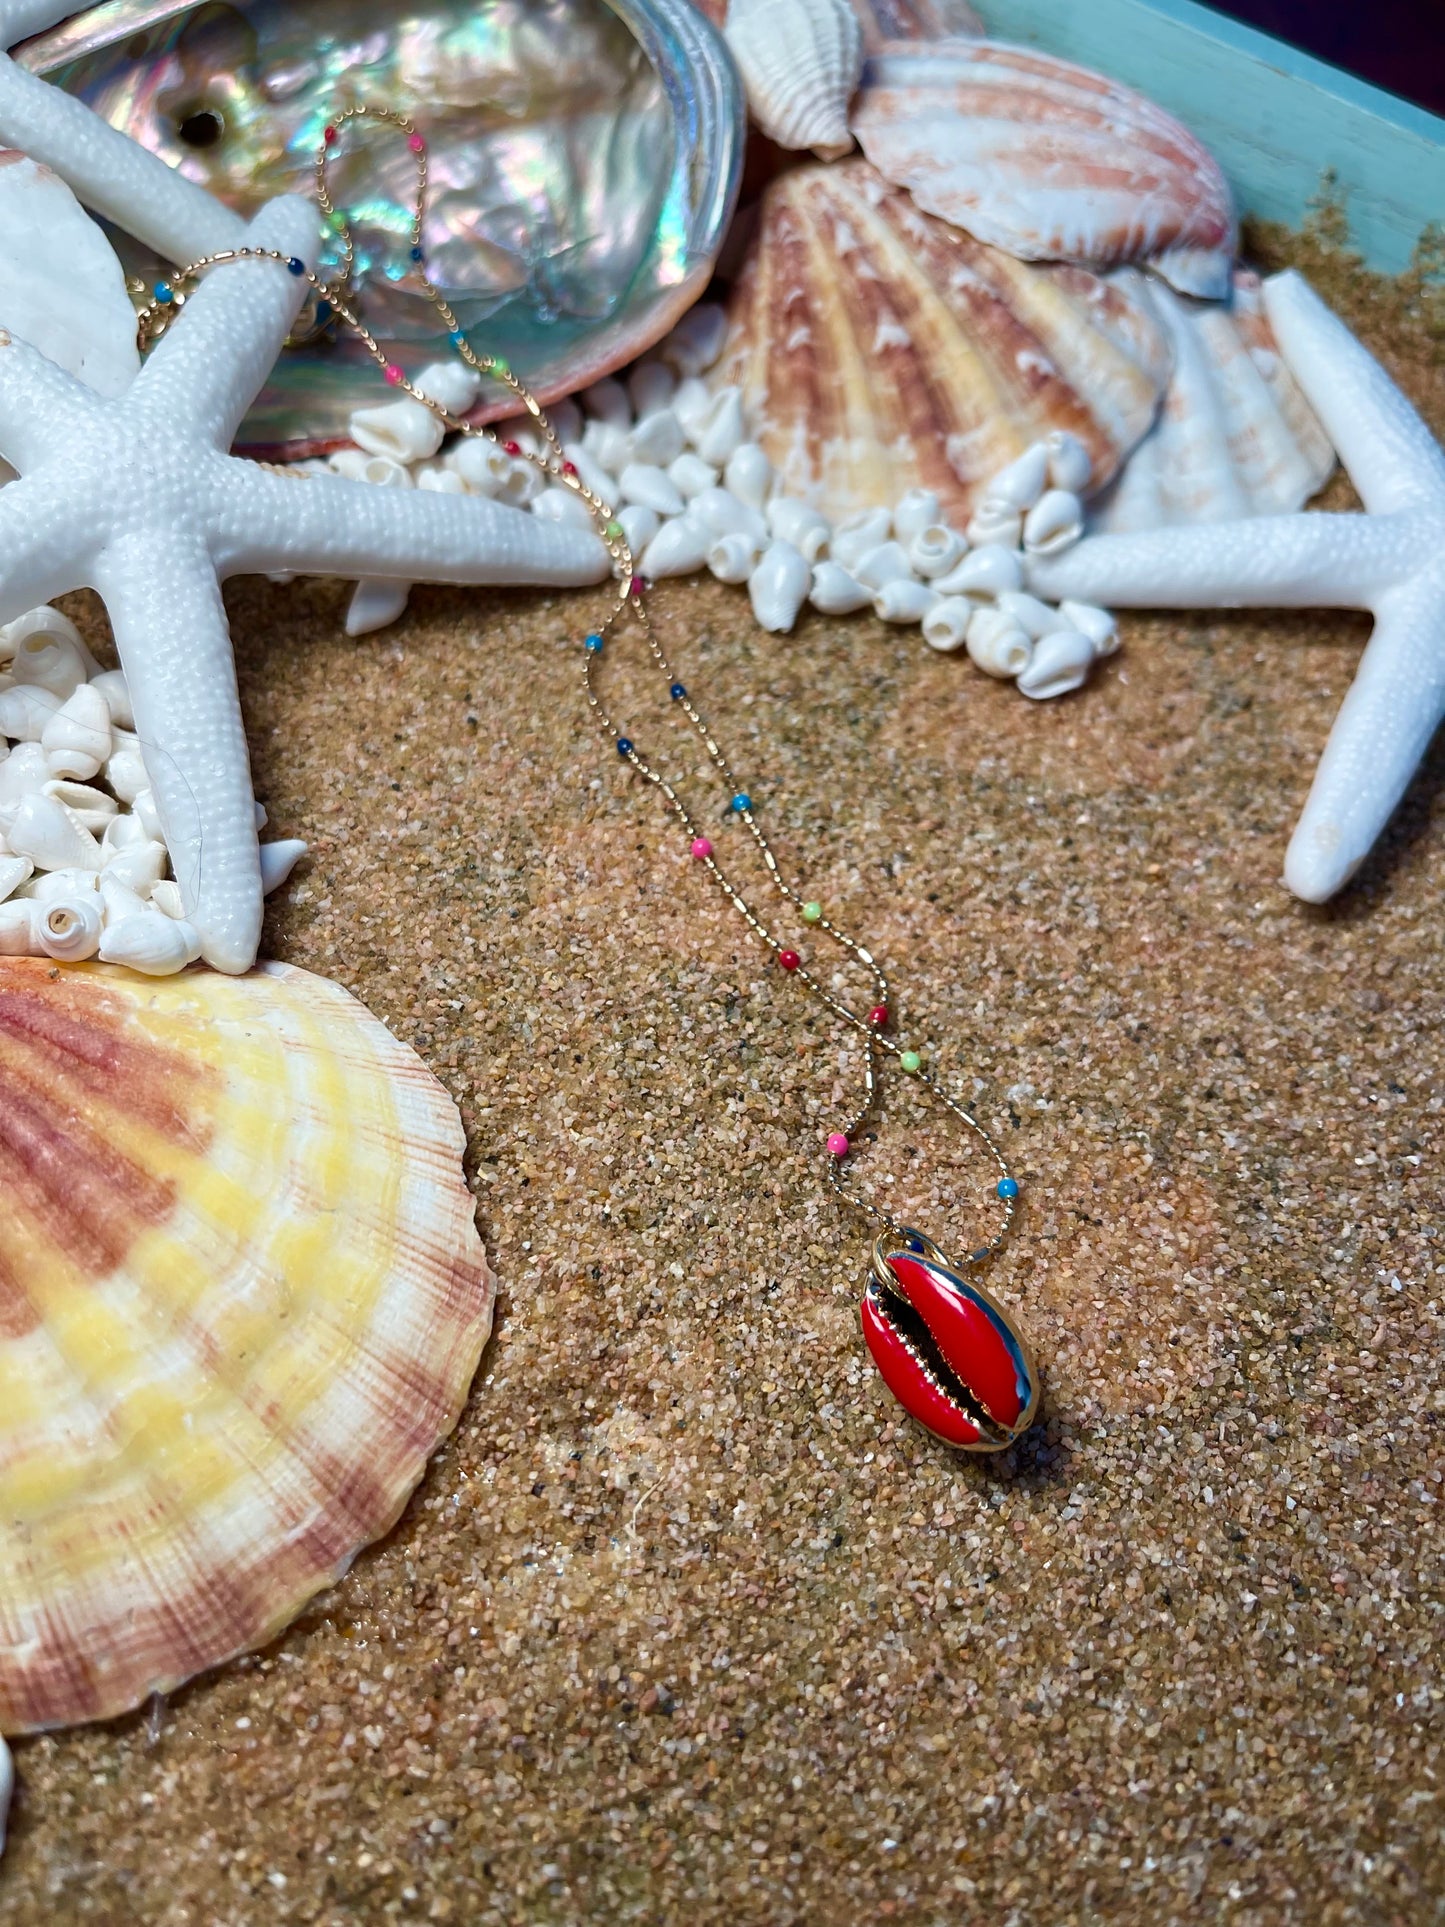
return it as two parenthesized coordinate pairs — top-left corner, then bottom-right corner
(0, 959), (493, 1733)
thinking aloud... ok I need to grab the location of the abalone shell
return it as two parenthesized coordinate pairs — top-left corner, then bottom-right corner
(20, 0), (742, 454)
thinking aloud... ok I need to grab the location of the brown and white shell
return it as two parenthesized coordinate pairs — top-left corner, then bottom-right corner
(850, 40), (1237, 298)
(0, 959), (493, 1733)
(711, 158), (1171, 524)
(1088, 268), (1336, 530)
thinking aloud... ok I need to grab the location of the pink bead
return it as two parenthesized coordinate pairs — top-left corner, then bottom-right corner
(827, 1133), (850, 1159)
(408, 133), (425, 153)
(690, 837), (712, 860)
(383, 363), (404, 386)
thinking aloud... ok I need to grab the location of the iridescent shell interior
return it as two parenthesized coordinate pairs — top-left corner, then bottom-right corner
(21, 0), (741, 453)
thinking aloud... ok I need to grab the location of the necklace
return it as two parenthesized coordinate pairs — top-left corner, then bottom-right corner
(134, 103), (1040, 1455)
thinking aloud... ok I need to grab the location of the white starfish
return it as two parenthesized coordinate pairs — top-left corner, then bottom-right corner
(1030, 269), (1445, 903)
(0, 192), (608, 972)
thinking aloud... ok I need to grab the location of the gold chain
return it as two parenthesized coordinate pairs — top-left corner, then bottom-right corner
(135, 102), (1020, 1266)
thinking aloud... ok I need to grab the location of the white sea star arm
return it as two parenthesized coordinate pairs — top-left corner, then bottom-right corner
(0, 325), (101, 469)
(0, 470), (100, 618)
(0, 1), (243, 260)
(93, 527), (262, 975)
(132, 197), (318, 450)
(214, 459), (612, 586)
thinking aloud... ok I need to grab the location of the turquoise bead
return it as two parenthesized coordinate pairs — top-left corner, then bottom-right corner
(997, 1176), (1019, 1200)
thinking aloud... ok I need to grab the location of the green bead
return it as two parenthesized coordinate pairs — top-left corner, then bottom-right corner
(801, 901), (822, 923)
(900, 1050), (922, 1074)
(606, 519), (624, 538)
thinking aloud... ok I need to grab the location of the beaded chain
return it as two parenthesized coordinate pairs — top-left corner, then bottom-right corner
(134, 104), (1022, 1273)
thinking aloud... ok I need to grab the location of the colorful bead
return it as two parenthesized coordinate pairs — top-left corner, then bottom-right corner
(630, 576), (649, 598)
(408, 133), (425, 153)
(323, 124), (338, 146)
(153, 282), (173, 303)
(561, 460), (578, 478)
(900, 1050), (922, 1074)
(801, 901), (822, 923)
(616, 737), (634, 757)
(502, 440), (521, 457)
(868, 1004), (889, 1028)
(827, 1133), (850, 1159)
(607, 520), (625, 539)
(731, 793), (751, 813)
(584, 633), (604, 654)
(670, 682), (686, 701)
(997, 1176), (1020, 1200)
(489, 356), (512, 379)
(383, 363), (403, 386)
(690, 837), (713, 860)
(778, 950), (801, 972)
(409, 244), (424, 263)
(286, 256), (305, 275)
(448, 329), (465, 348)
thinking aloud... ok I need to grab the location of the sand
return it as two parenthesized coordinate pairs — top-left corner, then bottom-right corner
(3, 250), (1444, 1923)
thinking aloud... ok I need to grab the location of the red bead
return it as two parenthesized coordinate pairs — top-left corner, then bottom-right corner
(323, 124), (338, 146)
(868, 1004), (889, 1028)
(382, 363), (403, 386)
(561, 460), (578, 477)
(407, 132), (425, 153)
(630, 575), (648, 598)
(778, 949), (800, 972)
(502, 439), (521, 457)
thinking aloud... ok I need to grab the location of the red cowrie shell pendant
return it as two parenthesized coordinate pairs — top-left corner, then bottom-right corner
(861, 1229), (1039, 1451)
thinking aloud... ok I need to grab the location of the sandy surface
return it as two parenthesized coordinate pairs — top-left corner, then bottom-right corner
(4, 273), (1445, 1923)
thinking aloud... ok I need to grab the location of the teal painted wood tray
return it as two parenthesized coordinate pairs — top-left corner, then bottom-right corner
(978, 0), (1445, 274)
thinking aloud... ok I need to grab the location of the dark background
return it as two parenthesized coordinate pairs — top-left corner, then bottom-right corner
(1208, 0), (1445, 115)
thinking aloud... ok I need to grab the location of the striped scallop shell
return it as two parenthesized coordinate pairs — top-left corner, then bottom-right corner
(1088, 268), (1336, 531)
(0, 959), (492, 1733)
(851, 40), (1237, 298)
(711, 159), (1171, 524)
(722, 0), (864, 157)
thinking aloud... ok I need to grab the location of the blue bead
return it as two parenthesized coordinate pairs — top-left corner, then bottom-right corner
(153, 282), (173, 303)
(617, 737), (634, 757)
(584, 633), (604, 653)
(410, 244), (424, 262)
(670, 682), (686, 701)
(286, 256), (305, 275)
(448, 329), (465, 347)
(731, 792), (752, 813)
(997, 1176), (1019, 1200)
(316, 301), (333, 323)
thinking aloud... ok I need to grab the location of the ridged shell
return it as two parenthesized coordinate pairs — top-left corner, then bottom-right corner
(0, 959), (493, 1733)
(851, 40), (1237, 298)
(0, 152), (138, 399)
(722, 0), (863, 157)
(712, 159), (1171, 524)
(23, 0), (743, 456)
(1089, 268), (1336, 531)
(851, 0), (982, 49)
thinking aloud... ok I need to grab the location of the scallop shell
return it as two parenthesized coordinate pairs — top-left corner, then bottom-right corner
(1089, 268), (1336, 531)
(23, 0), (743, 456)
(0, 152), (138, 399)
(850, 40), (1237, 298)
(712, 159), (1171, 525)
(0, 958), (492, 1733)
(722, 0), (863, 157)
(851, 0), (982, 49)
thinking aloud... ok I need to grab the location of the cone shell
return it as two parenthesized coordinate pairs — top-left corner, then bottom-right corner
(851, 40), (1237, 297)
(0, 959), (493, 1733)
(722, 0), (864, 157)
(1089, 268), (1336, 531)
(713, 159), (1171, 524)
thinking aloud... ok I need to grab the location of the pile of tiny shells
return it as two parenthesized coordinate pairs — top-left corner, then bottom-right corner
(0, 608), (304, 972)
(318, 303), (1119, 699)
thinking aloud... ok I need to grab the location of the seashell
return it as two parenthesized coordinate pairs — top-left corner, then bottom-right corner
(714, 161), (1169, 527)
(34, 892), (103, 961)
(667, 451), (721, 499)
(97, 870), (149, 924)
(41, 682), (113, 780)
(96, 907), (202, 972)
(851, 41), (1236, 298)
(149, 879), (185, 920)
(1088, 268), (1336, 533)
(623, 409), (686, 469)
(892, 487), (941, 543)
(559, 442), (618, 503)
(544, 397), (585, 448)
(707, 530), (765, 584)
(849, 0), (984, 53)
(1023, 488), (1085, 556)
(3, 606), (98, 695)
(533, 487), (598, 532)
(0, 741), (50, 818)
(412, 360), (482, 418)
(641, 514), (710, 579)
(908, 523), (966, 579)
(671, 375), (715, 438)
(0, 682), (63, 742)
(627, 360), (677, 418)
(7, 790), (102, 872)
(42, 778), (117, 834)
(581, 416), (632, 477)
(724, 441), (774, 510)
(768, 497), (832, 561)
(688, 386), (747, 467)
(23, 865), (100, 902)
(258, 841), (307, 894)
(691, 486), (770, 545)
(965, 605), (1032, 678)
(326, 446), (370, 481)
(0, 958), (494, 1730)
(104, 741), (149, 806)
(444, 437), (513, 497)
(1059, 599), (1120, 658)
(997, 590), (1071, 640)
(749, 539), (812, 632)
(830, 506), (893, 571)
(920, 595), (971, 651)
(414, 461), (468, 496)
(0, 853), (33, 900)
(348, 396), (444, 465)
(659, 304), (731, 379)
(620, 462), (687, 518)
(874, 578), (937, 623)
(1016, 624), (1095, 700)
(810, 560), (874, 614)
(132, 789), (165, 844)
(87, 666), (133, 729)
(852, 539), (913, 590)
(581, 377), (632, 429)
(0, 899), (36, 954)
(982, 442), (1049, 512)
(1046, 428), (1092, 495)
(965, 502), (1023, 550)
(723, 0), (863, 158)
(33, 0), (742, 455)
(102, 836), (168, 895)
(359, 453), (412, 491)
(617, 503), (662, 554)
(345, 579), (412, 638)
